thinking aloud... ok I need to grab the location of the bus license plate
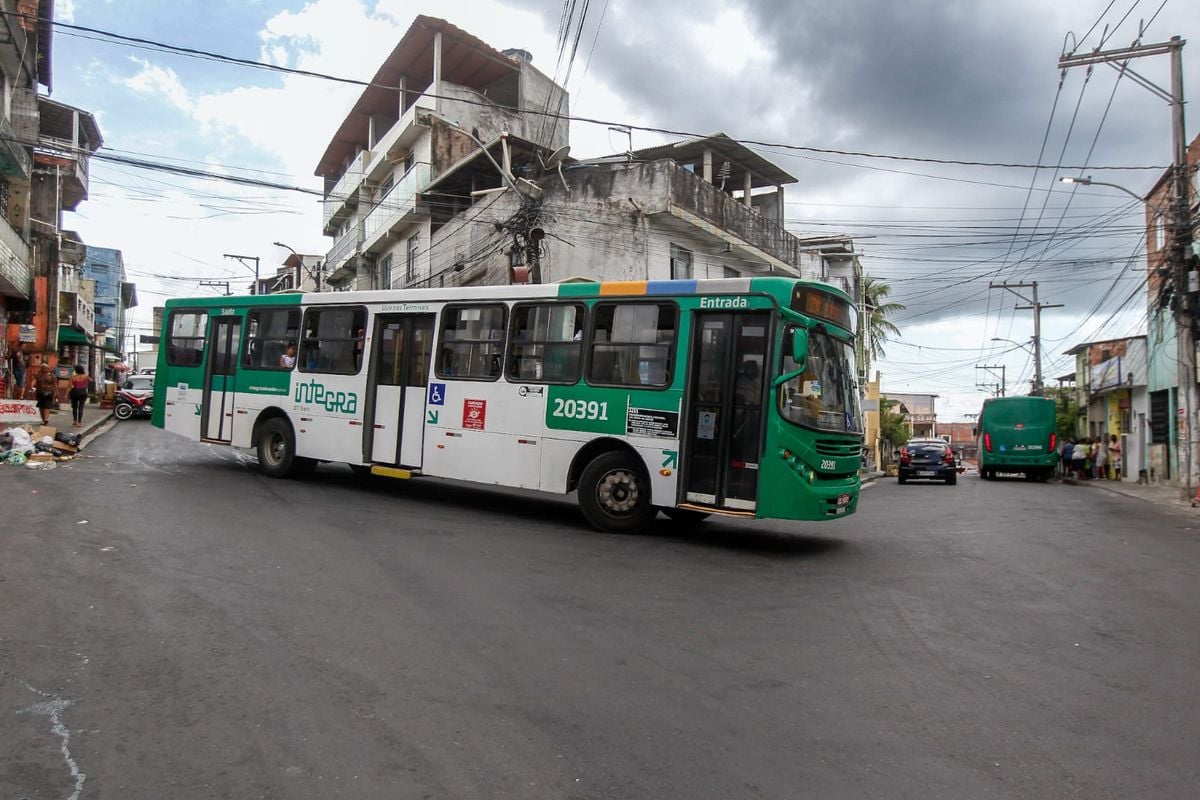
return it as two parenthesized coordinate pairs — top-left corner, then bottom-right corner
(836, 493), (850, 506)
(918, 470), (938, 477)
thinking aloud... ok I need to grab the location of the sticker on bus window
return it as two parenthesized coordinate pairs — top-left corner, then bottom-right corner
(463, 398), (486, 430)
(627, 407), (680, 439)
(803, 380), (822, 397)
(696, 410), (717, 440)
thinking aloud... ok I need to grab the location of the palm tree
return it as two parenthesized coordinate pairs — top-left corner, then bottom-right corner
(860, 276), (905, 376)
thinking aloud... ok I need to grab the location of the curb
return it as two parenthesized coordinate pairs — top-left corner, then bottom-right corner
(1064, 475), (1192, 508)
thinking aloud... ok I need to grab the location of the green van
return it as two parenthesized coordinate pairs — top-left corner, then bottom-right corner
(976, 396), (1059, 481)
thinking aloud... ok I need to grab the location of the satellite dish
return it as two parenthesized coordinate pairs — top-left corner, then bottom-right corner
(542, 145), (570, 169)
(541, 145), (571, 193)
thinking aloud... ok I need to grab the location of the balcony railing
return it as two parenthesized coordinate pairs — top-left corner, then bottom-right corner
(0, 115), (31, 178)
(363, 93), (435, 184)
(363, 162), (431, 252)
(325, 220), (364, 273)
(0, 216), (30, 299)
(322, 149), (371, 232)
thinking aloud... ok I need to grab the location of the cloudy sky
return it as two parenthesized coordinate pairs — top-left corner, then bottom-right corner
(48, 0), (1200, 420)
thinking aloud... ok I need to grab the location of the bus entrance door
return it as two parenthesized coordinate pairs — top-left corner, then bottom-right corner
(201, 316), (241, 443)
(366, 313), (435, 467)
(683, 311), (769, 511)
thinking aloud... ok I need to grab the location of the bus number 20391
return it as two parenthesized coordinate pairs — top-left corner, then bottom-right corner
(552, 398), (609, 421)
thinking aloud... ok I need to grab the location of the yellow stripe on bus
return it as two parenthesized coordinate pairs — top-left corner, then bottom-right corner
(599, 280), (648, 296)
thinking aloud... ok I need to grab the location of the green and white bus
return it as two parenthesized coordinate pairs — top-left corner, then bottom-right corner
(153, 277), (863, 532)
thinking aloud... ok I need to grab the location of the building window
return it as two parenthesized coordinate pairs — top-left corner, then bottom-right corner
(723, 266), (738, 279)
(406, 236), (420, 285)
(1149, 214), (1161, 252)
(670, 244), (693, 280)
(436, 304), (507, 380)
(588, 302), (677, 388)
(166, 310), (208, 366)
(379, 254), (393, 290)
(507, 303), (586, 383)
(242, 308), (300, 370)
(300, 306), (367, 374)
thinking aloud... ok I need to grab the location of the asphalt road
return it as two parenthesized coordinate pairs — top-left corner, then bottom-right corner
(2, 424), (1198, 799)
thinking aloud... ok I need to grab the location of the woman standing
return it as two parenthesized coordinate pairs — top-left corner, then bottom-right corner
(1108, 434), (1122, 481)
(34, 362), (57, 425)
(69, 365), (89, 427)
(1094, 436), (1107, 480)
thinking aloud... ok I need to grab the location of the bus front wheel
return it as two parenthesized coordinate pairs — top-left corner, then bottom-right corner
(257, 418), (315, 478)
(578, 452), (656, 533)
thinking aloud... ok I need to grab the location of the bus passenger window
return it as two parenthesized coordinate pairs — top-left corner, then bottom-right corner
(166, 311), (208, 367)
(436, 304), (506, 381)
(242, 308), (300, 370)
(506, 303), (585, 384)
(299, 306), (367, 374)
(588, 302), (676, 388)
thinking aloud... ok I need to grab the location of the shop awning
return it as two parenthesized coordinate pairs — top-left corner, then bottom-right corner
(58, 326), (92, 345)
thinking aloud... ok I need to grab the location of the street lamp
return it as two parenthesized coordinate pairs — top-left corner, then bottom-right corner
(991, 336), (1036, 354)
(1060, 175), (1150, 204)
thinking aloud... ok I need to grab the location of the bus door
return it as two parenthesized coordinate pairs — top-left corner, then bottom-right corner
(201, 315), (241, 443)
(683, 311), (770, 510)
(365, 313), (435, 467)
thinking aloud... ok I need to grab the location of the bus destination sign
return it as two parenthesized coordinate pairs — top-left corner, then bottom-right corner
(792, 286), (855, 332)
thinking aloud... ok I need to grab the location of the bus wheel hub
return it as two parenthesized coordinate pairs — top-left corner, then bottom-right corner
(599, 470), (639, 513)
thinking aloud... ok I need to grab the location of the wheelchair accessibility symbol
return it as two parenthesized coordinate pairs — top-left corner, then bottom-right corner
(428, 382), (446, 406)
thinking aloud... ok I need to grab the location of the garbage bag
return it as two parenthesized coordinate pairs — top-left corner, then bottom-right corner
(54, 432), (83, 447)
(8, 428), (33, 453)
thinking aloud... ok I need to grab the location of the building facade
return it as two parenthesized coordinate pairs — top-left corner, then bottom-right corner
(1065, 336), (1149, 482)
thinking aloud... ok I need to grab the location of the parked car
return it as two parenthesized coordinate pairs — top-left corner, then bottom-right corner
(898, 438), (957, 485)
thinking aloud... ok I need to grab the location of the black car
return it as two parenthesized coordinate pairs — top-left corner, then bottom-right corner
(898, 439), (957, 485)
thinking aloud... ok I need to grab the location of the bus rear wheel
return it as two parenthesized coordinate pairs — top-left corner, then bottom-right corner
(257, 418), (315, 478)
(578, 452), (656, 533)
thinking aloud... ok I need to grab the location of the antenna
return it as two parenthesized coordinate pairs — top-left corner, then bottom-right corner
(541, 145), (571, 193)
(608, 125), (633, 161)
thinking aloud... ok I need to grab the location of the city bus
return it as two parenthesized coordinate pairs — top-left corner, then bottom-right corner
(976, 395), (1059, 481)
(152, 277), (863, 532)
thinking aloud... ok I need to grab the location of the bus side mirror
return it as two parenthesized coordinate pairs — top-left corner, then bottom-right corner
(789, 327), (809, 372)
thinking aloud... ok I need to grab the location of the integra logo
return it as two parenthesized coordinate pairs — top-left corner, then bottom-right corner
(699, 296), (749, 309)
(295, 379), (358, 414)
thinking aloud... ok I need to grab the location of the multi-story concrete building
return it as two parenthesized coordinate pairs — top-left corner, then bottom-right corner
(1144, 132), (1200, 487)
(316, 16), (862, 302)
(81, 245), (137, 359)
(883, 392), (939, 439)
(315, 16), (569, 293)
(0, 0), (49, 395)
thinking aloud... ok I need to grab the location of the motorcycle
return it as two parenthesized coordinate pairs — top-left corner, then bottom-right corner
(113, 388), (153, 421)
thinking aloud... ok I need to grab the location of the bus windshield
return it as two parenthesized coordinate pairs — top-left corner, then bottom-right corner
(778, 328), (862, 434)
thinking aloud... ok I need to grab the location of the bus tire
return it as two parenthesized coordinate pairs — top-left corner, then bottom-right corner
(257, 418), (313, 478)
(578, 451), (656, 533)
(662, 508), (710, 524)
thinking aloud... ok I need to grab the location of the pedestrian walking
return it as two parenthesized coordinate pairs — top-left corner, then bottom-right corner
(9, 342), (26, 398)
(1109, 434), (1122, 481)
(68, 365), (89, 427)
(34, 362), (57, 425)
(1071, 439), (1088, 480)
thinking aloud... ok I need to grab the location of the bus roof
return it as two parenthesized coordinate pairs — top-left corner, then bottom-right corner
(163, 276), (854, 308)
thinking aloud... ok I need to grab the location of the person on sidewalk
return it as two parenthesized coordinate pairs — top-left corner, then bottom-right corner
(34, 363), (56, 425)
(68, 365), (89, 428)
(1094, 437), (1107, 480)
(9, 342), (26, 399)
(1109, 434), (1122, 481)
(1072, 439), (1089, 480)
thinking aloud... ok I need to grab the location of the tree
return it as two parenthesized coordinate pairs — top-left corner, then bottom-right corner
(878, 397), (911, 458)
(861, 276), (905, 376)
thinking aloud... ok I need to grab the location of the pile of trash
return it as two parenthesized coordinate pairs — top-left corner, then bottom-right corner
(0, 425), (83, 469)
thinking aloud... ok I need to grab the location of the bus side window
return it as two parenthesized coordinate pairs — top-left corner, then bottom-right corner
(166, 310), (208, 367)
(300, 306), (367, 374)
(242, 307), (300, 370)
(506, 302), (585, 384)
(587, 302), (676, 388)
(436, 304), (507, 381)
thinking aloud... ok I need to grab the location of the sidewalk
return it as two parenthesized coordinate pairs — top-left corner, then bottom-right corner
(2, 401), (113, 443)
(1063, 474), (1194, 509)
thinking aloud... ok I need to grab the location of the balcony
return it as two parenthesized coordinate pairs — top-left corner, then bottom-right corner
(0, 115), (31, 179)
(322, 149), (371, 235)
(60, 291), (96, 337)
(363, 93), (435, 186)
(362, 162), (431, 254)
(0, 216), (31, 299)
(324, 220), (364, 283)
(35, 139), (90, 210)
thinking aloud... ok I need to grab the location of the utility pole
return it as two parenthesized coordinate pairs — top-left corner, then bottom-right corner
(1059, 35), (1195, 500)
(976, 365), (1006, 397)
(223, 253), (261, 295)
(199, 280), (232, 296)
(989, 282), (1062, 395)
